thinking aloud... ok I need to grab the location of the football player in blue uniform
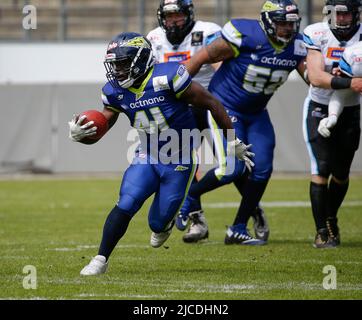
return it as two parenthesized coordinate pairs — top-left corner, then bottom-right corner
(179, 0), (307, 245)
(148, 0), (223, 243)
(68, 32), (254, 275)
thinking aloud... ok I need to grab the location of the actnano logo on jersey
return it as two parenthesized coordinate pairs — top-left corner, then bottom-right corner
(130, 96), (165, 109)
(261, 56), (297, 67)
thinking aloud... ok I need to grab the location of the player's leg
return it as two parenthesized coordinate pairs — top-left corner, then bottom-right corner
(233, 167), (269, 241)
(327, 105), (361, 246)
(80, 160), (159, 275)
(303, 98), (333, 248)
(177, 111), (245, 240)
(179, 112), (245, 211)
(149, 152), (197, 247)
(175, 107), (208, 231)
(226, 110), (273, 245)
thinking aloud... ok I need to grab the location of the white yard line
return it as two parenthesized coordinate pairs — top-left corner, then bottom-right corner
(46, 244), (150, 251)
(2, 281), (360, 300)
(75, 293), (165, 299)
(203, 200), (362, 208)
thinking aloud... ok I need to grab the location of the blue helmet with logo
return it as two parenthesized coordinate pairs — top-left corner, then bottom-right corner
(157, 0), (195, 45)
(104, 32), (155, 89)
(260, 0), (301, 46)
(324, 0), (362, 39)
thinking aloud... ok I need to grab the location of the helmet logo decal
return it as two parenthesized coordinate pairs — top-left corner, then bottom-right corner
(286, 5), (297, 11)
(262, 1), (282, 12)
(107, 42), (118, 51)
(121, 37), (149, 48)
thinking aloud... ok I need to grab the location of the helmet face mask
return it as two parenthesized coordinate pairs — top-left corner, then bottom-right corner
(104, 33), (155, 89)
(260, 0), (301, 46)
(109, 57), (132, 83)
(157, 0), (195, 45)
(323, 0), (362, 39)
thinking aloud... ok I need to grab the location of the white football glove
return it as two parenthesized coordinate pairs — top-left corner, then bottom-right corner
(318, 115), (338, 138)
(227, 138), (255, 172)
(68, 114), (97, 142)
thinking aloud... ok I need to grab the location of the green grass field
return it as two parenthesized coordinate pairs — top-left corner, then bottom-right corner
(1, 176), (361, 300)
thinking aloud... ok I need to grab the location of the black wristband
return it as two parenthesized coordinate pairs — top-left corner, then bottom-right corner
(331, 76), (352, 89)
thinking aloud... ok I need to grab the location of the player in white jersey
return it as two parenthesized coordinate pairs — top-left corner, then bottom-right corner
(318, 42), (362, 138)
(303, 0), (362, 248)
(147, 0), (222, 243)
(147, 0), (221, 90)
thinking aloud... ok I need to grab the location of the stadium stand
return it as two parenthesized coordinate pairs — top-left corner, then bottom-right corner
(0, 0), (325, 41)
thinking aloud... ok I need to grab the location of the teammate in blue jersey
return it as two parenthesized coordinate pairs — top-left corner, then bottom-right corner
(180, 0), (307, 245)
(68, 32), (254, 275)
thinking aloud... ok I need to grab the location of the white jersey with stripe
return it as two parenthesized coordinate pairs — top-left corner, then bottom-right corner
(339, 42), (362, 77)
(147, 20), (222, 89)
(329, 42), (362, 114)
(303, 21), (362, 105)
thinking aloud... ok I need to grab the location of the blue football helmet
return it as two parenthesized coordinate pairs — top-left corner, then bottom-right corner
(104, 32), (155, 89)
(260, 0), (301, 46)
(323, 0), (362, 39)
(157, 0), (195, 45)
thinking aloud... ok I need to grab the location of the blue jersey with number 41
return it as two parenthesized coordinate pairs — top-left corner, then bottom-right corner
(101, 62), (196, 154)
(209, 19), (307, 114)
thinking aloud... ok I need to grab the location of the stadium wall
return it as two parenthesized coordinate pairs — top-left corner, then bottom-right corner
(1, 43), (361, 174)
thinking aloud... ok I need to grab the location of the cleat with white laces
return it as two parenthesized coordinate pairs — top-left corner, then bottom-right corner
(150, 220), (174, 248)
(251, 206), (270, 241)
(80, 255), (108, 276)
(224, 224), (266, 246)
(182, 211), (209, 243)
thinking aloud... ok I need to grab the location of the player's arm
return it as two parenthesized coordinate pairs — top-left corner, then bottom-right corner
(180, 81), (232, 134)
(103, 107), (120, 129)
(180, 81), (254, 170)
(306, 49), (333, 88)
(317, 54), (355, 138)
(185, 38), (234, 77)
(318, 89), (346, 138)
(307, 49), (362, 92)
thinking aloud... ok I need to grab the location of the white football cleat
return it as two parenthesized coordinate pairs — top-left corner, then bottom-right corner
(182, 211), (209, 243)
(150, 221), (174, 248)
(150, 230), (172, 248)
(80, 255), (108, 276)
